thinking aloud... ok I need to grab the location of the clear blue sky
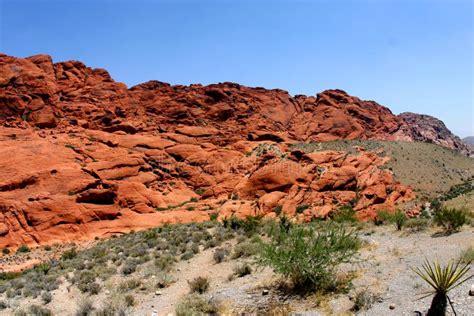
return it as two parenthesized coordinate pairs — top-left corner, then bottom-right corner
(1, 0), (472, 136)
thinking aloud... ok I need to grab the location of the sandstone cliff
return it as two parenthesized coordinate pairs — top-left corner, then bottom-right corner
(0, 53), (464, 247)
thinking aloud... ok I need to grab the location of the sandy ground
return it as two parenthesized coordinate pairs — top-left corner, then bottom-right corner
(1, 225), (472, 315)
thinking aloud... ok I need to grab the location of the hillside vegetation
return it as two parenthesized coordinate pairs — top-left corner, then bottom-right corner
(292, 140), (474, 201)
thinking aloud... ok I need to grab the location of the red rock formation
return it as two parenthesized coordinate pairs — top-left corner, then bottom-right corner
(3, 53), (458, 248)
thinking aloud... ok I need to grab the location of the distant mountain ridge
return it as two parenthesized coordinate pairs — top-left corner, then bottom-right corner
(463, 136), (474, 148)
(398, 112), (473, 157)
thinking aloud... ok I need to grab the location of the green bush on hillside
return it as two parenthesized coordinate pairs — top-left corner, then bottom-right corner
(434, 207), (469, 234)
(258, 222), (360, 291)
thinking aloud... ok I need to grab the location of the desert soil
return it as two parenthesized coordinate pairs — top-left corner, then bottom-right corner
(1, 225), (472, 315)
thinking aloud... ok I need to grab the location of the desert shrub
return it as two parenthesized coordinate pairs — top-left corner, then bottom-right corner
(95, 302), (127, 316)
(175, 294), (220, 316)
(124, 294), (135, 307)
(154, 254), (176, 272)
(296, 204), (310, 214)
(21, 305), (52, 316)
(273, 205), (283, 216)
(234, 263), (252, 277)
(459, 247), (474, 264)
(75, 297), (94, 316)
(72, 270), (100, 294)
(331, 205), (357, 223)
(258, 223), (360, 291)
(374, 209), (391, 225)
(188, 276), (210, 294)
(190, 243), (200, 254)
(2, 247), (10, 255)
(405, 218), (430, 233)
(0, 271), (21, 281)
(81, 282), (100, 295)
(16, 245), (30, 253)
(240, 215), (264, 236)
(351, 290), (377, 312)
(434, 207), (469, 234)
(35, 262), (51, 275)
(213, 248), (229, 263)
(118, 278), (141, 292)
(209, 213), (218, 221)
(121, 260), (138, 275)
(41, 291), (52, 304)
(0, 300), (7, 310)
(391, 209), (407, 231)
(222, 215), (243, 230)
(181, 251), (194, 261)
(374, 209), (407, 230)
(62, 248), (78, 260)
(155, 273), (176, 288)
(231, 239), (259, 259)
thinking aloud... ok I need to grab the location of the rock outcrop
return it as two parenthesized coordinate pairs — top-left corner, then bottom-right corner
(2, 53), (465, 248)
(399, 112), (473, 157)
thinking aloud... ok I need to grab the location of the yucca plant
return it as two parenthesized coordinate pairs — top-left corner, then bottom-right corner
(412, 260), (472, 315)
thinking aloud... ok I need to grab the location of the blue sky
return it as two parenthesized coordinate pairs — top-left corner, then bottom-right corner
(1, 0), (472, 136)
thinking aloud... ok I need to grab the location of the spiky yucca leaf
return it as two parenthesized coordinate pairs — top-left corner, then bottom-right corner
(412, 259), (472, 297)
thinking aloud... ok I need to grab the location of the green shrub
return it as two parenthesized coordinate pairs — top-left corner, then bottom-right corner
(61, 248), (78, 260)
(16, 245), (30, 253)
(258, 223), (360, 291)
(35, 263), (51, 275)
(374, 209), (407, 230)
(209, 213), (218, 221)
(231, 240), (259, 259)
(374, 209), (391, 225)
(296, 204), (310, 214)
(273, 205), (283, 216)
(188, 276), (210, 294)
(2, 248), (10, 255)
(240, 215), (264, 235)
(434, 207), (469, 234)
(412, 260), (471, 315)
(195, 188), (206, 196)
(391, 209), (407, 231)
(405, 218), (430, 233)
(331, 205), (357, 223)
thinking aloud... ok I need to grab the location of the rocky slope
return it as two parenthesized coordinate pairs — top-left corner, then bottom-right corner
(463, 136), (474, 148)
(398, 112), (473, 156)
(0, 53), (464, 248)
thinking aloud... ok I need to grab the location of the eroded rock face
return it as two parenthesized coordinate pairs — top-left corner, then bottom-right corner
(0, 53), (453, 248)
(0, 127), (414, 248)
(399, 112), (473, 157)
